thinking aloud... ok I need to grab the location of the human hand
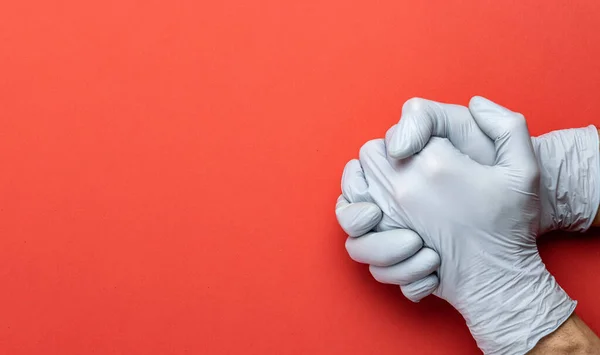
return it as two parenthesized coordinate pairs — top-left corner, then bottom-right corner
(336, 98), (599, 302)
(354, 97), (575, 354)
(387, 97), (600, 234)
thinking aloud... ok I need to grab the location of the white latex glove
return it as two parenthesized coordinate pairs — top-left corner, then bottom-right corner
(387, 97), (600, 234)
(356, 97), (576, 355)
(336, 98), (599, 301)
(336, 165), (440, 301)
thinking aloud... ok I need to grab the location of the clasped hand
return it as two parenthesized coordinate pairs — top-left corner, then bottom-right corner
(336, 97), (582, 355)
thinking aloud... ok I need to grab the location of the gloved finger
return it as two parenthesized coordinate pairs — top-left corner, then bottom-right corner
(344, 229), (423, 267)
(387, 98), (495, 165)
(359, 139), (396, 197)
(384, 124), (397, 144)
(335, 195), (382, 237)
(400, 273), (439, 302)
(383, 125), (403, 169)
(358, 139), (411, 230)
(469, 96), (537, 175)
(368, 247), (440, 286)
(340, 141), (400, 233)
(341, 159), (372, 203)
(387, 98), (450, 159)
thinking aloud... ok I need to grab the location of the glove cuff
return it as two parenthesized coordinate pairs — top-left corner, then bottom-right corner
(457, 261), (576, 355)
(533, 125), (600, 233)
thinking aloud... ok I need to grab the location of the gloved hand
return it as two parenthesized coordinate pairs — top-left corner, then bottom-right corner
(387, 97), (600, 234)
(354, 97), (576, 355)
(336, 166), (441, 301)
(336, 97), (599, 302)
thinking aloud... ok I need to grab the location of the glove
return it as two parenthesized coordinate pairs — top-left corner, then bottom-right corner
(336, 98), (600, 301)
(355, 96), (576, 355)
(336, 165), (441, 301)
(387, 97), (600, 234)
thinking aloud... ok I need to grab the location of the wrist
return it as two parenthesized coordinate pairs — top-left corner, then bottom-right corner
(528, 314), (600, 354)
(532, 126), (600, 233)
(452, 261), (576, 355)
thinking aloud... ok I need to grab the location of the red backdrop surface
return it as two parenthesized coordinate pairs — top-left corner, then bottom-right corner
(1, 1), (600, 354)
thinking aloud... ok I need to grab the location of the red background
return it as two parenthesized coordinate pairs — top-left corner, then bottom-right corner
(1, 0), (600, 354)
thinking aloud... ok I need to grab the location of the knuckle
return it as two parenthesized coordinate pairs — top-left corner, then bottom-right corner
(340, 160), (357, 193)
(342, 159), (360, 176)
(420, 153), (446, 179)
(505, 113), (527, 131)
(415, 138), (453, 179)
(419, 248), (441, 270)
(341, 161), (371, 203)
(358, 139), (384, 162)
(402, 97), (427, 113)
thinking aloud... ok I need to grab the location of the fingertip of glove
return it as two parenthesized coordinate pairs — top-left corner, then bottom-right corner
(386, 125), (419, 160)
(349, 204), (383, 237)
(387, 146), (410, 160)
(387, 137), (412, 159)
(401, 274), (439, 302)
(469, 95), (491, 110)
(337, 202), (382, 237)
